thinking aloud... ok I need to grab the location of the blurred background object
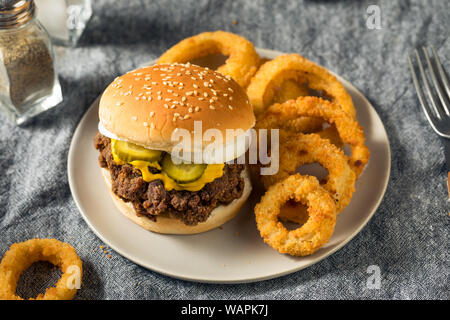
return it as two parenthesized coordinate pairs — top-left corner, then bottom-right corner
(34, 0), (91, 46)
(0, 0), (62, 124)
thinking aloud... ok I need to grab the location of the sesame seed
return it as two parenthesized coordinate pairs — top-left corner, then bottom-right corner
(228, 105), (233, 110)
(184, 115), (190, 119)
(195, 106), (200, 112)
(150, 111), (155, 117)
(204, 82), (209, 87)
(170, 105), (176, 109)
(181, 96), (187, 102)
(147, 96), (152, 101)
(228, 87), (233, 92)
(163, 104), (169, 108)
(193, 84), (198, 89)
(157, 96), (162, 100)
(203, 92), (208, 97)
(174, 113), (180, 117)
(143, 122), (148, 127)
(209, 105), (215, 110)
(116, 102), (124, 106)
(150, 123), (155, 129)
(165, 98), (171, 102)
(188, 107), (193, 113)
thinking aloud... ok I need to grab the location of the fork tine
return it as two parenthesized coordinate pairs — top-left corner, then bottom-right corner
(408, 54), (442, 129)
(431, 46), (450, 101)
(422, 47), (450, 115)
(414, 49), (445, 119)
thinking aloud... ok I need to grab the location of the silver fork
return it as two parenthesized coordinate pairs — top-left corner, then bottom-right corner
(408, 46), (450, 198)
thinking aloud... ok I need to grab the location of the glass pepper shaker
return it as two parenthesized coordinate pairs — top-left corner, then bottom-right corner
(0, 0), (62, 124)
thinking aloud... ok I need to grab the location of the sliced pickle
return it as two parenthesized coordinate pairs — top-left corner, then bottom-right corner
(161, 154), (207, 183)
(113, 140), (163, 162)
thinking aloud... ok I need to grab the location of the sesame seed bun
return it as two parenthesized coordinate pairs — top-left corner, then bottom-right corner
(98, 63), (256, 153)
(101, 167), (252, 234)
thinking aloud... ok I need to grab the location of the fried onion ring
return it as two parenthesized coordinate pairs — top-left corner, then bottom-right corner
(247, 53), (356, 117)
(261, 133), (356, 213)
(157, 31), (260, 88)
(0, 239), (82, 300)
(255, 174), (337, 256)
(265, 97), (370, 178)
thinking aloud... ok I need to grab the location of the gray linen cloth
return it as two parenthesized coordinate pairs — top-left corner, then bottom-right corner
(0, 0), (448, 299)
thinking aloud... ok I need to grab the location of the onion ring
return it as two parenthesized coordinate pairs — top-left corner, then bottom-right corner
(254, 174), (337, 256)
(264, 96), (370, 178)
(246, 53), (356, 117)
(157, 31), (260, 88)
(261, 133), (356, 213)
(0, 239), (82, 300)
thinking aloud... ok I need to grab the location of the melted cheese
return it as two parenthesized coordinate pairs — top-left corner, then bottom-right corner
(110, 140), (224, 191)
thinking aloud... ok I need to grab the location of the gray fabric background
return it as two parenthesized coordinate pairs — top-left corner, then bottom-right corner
(0, 0), (449, 300)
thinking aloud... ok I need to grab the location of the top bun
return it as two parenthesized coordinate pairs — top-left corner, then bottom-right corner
(99, 63), (255, 152)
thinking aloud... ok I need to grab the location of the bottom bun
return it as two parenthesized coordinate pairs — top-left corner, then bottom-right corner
(101, 167), (252, 234)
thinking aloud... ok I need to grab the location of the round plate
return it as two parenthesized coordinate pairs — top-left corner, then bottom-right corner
(68, 48), (391, 283)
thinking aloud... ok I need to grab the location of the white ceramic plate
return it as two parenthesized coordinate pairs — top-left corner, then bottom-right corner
(68, 48), (391, 283)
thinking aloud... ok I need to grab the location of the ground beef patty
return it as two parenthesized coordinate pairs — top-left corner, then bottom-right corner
(94, 133), (245, 226)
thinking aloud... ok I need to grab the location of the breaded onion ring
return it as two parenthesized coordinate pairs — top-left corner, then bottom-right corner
(157, 31), (260, 88)
(255, 174), (337, 256)
(265, 97), (370, 178)
(0, 239), (82, 300)
(247, 53), (356, 117)
(256, 106), (323, 134)
(261, 133), (356, 213)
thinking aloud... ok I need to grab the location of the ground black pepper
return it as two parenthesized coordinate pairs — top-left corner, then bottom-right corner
(0, 26), (55, 112)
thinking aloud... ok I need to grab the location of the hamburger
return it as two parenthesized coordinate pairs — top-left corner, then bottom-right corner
(94, 63), (255, 234)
